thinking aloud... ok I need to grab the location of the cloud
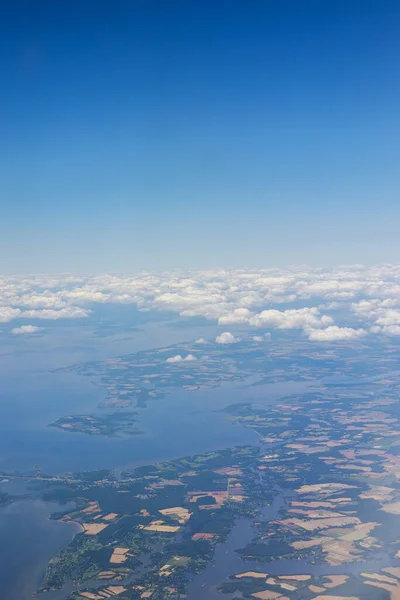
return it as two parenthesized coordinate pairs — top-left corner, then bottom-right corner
(21, 307), (90, 320)
(194, 338), (207, 344)
(166, 354), (197, 363)
(307, 326), (367, 341)
(218, 308), (253, 325)
(215, 331), (237, 344)
(1, 266), (400, 338)
(249, 307), (333, 330)
(0, 307), (21, 323)
(166, 355), (183, 363)
(11, 325), (42, 335)
(252, 334), (271, 342)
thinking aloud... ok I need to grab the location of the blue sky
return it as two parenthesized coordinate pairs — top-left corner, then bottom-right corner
(1, 0), (399, 272)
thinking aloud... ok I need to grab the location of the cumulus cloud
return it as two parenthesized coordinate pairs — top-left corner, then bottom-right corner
(249, 307), (333, 330)
(215, 331), (237, 344)
(166, 354), (197, 363)
(11, 325), (43, 335)
(194, 338), (207, 344)
(0, 307), (21, 323)
(307, 326), (367, 342)
(0, 266), (400, 338)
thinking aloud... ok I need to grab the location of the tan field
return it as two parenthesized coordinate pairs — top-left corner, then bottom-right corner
(192, 532), (215, 540)
(235, 571), (269, 579)
(103, 513), (119, 521)
(82, 523), (108, 535)
(159, 507), (191, 523)
(383, 568), (400, 580)
(323, 575), (349, 588)
(266, 577), (296, 591)
(82, 502), (101, 514)
(296, 483), (355, 495)
(142, 521), (180, 533)
(364, 580), (400, 595)
(251, 591), (289, 600)
(280, 515), (360, 531)
(359, 485), (394, 503)
(287, 509), (349, 519)
(309, 585), (326, 593)
(361, 572), (398, 585)
(106, 586), (127, 595)
(312, 596), (359, 600)
(278, 575), (311, 581)
(97, 570), (117, 578)
(381, 502), (400, 514)
(110, 547), (129, 564)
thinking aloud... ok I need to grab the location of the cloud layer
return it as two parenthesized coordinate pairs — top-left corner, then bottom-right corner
(2, 265), (400, 341)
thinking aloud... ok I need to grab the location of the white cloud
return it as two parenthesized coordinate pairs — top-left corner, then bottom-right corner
(21, 307), (90, 320)
(1, 266), (400, 338)
(166, 355), (183, 363)
(218, 308), (253, 325)
(11, 325), (42, 335)
(249, 307), (333, 330)
(166, 354), (197, 363)
(216, 331), (237, 344)
(252, 334), (271, 342)
(307, 326), (367, 342)
(0, 307), (21, 323)
(194, 338), (207, 344)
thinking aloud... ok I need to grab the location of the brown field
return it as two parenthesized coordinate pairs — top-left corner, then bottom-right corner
(361, 572), (398, 585)
(82, 523), (108, 535)
(110, 547), (129, 564)
(295, 483), (356, 495)
(278, 575), (311, 581)
(359, 485), (394, 503)
(383, 568), (400, 580)
(280, 515), (360, 531)
(381, 502), (400, 515)
(106, 586), (127, 595)
(103, 513), (119, 521)
(312, 596), (359, 600)
(251, 591), (289, 600)
(364, 580), (400, 595)
(235, 571), (269, 579)
(192, 532), (215, 540)
(323, 575), (349, 588)
(159, 507), (191, 523)
(142, 522), (180, 533)
(309, 585), (326, 593)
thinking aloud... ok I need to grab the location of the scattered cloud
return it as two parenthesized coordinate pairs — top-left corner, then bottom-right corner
(306, 326), (367, 342)
(252, 333), (271, 342)
(194, 338), (207, 344)
(216, 331), (237, 344)
(11, 325), (43, 335)
(166, 355), (183, 363)
(166, 354), (197, 363)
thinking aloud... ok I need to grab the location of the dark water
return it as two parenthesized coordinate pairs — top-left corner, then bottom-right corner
(0, 499), (79, 600)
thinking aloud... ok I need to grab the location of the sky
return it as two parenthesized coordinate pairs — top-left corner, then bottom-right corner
(1, 0), (399, 273)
